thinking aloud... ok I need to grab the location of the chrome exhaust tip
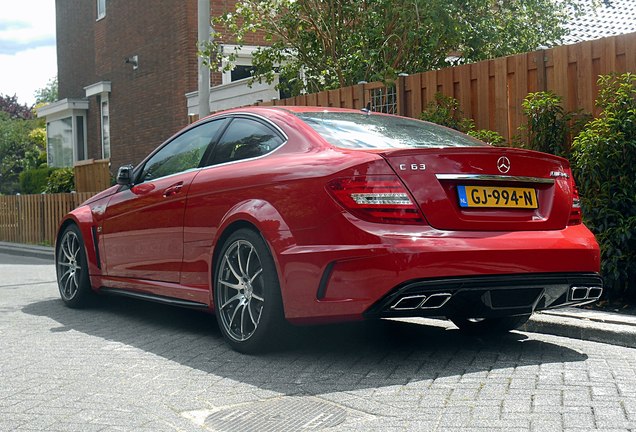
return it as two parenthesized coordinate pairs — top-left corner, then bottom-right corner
(570, 286), (603, 302)
(420, 293), (452, 309)
(587, 286), (603, 300)
(390, 295), (427, 310)
(570, 286), (589, 301)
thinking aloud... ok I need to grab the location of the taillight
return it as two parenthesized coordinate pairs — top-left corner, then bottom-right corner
(568, 174), (582, 225)
(326, 175), (425, 224)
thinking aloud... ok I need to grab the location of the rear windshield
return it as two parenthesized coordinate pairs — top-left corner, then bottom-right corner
(296, 112), (486, 149)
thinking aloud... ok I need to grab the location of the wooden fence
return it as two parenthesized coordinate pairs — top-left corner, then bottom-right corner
(74, 159), (111, 193)
(0, 193), (95, 246)
(260, 32), (636, 142)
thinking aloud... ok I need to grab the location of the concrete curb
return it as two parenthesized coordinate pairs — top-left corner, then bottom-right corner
(524, 309), (636, 349)
(0, 241), (54, 261)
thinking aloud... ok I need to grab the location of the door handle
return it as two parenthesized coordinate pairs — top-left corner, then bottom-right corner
(163, 182), (184, 197)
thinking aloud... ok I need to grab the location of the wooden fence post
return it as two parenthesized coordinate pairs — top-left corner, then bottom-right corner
(536, 49), (548, 92)
(397, 74), (407, 116)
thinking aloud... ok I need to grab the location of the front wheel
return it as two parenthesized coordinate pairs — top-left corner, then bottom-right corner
(450, 314), (531, 335)
(214, 229), (285, 354)
(56, 224), (95, 308)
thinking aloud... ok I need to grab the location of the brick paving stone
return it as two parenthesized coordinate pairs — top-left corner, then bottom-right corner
(2, 254), (636, 431)
(531, 418), (563, 432)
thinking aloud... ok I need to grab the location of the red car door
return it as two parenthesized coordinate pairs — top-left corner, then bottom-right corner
(101, 171), (198, 282)
(101, 119), (227, 283)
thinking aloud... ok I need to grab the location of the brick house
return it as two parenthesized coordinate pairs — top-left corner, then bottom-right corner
(38, 0), (278, 171)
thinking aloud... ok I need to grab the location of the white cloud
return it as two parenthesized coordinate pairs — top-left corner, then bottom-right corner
(0, 46), (57, 105)
(0, 0), (57, 105)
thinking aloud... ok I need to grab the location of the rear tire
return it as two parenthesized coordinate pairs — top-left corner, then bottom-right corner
(214, 229), (285, 354)
(450, 314), (531, 335)
(56, 224), (95, 308)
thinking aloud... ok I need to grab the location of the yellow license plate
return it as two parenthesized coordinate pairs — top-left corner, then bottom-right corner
(457, 185), (538, 209)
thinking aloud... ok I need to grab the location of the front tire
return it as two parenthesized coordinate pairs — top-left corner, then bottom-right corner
(214, 229), (285, 353)
(450, 314), (531, 335)
(56, 224), (95, 308)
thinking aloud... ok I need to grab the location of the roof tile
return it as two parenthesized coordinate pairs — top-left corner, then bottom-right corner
(563, 0), (636, 44)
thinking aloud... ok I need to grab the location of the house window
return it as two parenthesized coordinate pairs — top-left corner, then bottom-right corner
(230, 65), (254, 82)
(221, 45), (259, 85)
(47, 118), (73, 168)
(101, 97), (110, 159)
(97, 0), (106, 20)
(45, 115), (87, 167)
(76, 116), (85, 160)
(37, 99), (89, 168)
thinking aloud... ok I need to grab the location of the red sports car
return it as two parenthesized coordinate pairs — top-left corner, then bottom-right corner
(55, 106), (602, 352)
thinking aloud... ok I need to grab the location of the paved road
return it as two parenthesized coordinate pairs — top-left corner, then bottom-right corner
(2, 254), (636, 431)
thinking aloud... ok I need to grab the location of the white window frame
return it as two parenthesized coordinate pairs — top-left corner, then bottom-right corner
(97, 0), (106, 20)
(100, 96), (110, 159)
(84, 81), (112, 160)
(220, 45), (260, 85)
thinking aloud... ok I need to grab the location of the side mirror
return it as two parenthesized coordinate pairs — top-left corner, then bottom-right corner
(116, 164), (134, 185)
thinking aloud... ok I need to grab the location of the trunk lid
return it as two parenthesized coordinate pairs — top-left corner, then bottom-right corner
(379, 147), (574, 231)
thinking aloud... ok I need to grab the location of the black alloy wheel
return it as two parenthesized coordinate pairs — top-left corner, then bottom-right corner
(56, 224), (95, 308)
(214, 228), (285, 353)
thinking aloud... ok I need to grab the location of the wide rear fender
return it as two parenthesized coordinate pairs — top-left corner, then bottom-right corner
(214, 199), (294, 261)
(211, 200), (295, 309)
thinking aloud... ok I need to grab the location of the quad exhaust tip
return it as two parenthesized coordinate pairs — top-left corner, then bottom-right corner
(421, 293), (452, 309)
(570, 286), (603, 302)
(390, 293), (452, 311)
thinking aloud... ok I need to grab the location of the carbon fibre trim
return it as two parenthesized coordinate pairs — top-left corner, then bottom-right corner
(99, 288), (208, 309)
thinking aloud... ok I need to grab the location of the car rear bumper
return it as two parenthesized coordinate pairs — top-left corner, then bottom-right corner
(276, 223), (601, 323)
(363, 272), (603, 319)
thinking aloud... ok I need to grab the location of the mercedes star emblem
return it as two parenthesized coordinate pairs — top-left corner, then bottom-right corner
(497, 156), (511, 173)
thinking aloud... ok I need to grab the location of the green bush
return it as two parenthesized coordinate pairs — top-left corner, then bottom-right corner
(420, 93), (506, 145)
(44, 168), (75, 193)
(520, 91), (590, 156)
(420, 93), (475, 133)
(19, 167), (55, 194)
(571, 73), (636, 301)
(467, 129), (506, 146)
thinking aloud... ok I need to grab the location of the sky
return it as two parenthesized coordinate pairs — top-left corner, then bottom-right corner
(0, 0), (57, 106)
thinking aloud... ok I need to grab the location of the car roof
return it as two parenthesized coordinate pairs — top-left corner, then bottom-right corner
(203, 105), (368, 119)
(272, 106), (366, 114)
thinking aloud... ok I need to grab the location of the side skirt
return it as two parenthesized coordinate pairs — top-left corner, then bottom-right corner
(99, 287), (209, 309)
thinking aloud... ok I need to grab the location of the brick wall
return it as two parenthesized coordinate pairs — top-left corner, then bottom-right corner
(56, 0), (96, 98)
(93, 0), (199, 169)
(56, 0), (101, 163)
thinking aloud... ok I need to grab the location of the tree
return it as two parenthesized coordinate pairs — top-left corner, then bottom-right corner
(0, 93), (47, 194)
(35, 76), (58, 105)
(202, 0), (594, 96)
(0, 94), (33, 120)
(0, 109), (46, 194)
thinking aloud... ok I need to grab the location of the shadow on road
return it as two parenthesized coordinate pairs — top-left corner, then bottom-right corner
(23, 295), (588, 395)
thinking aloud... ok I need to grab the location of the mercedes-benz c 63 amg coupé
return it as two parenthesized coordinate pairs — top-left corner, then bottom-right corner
(55, 107), (602, 352)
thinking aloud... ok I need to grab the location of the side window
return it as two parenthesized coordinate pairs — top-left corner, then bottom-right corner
(97, 0), (106, 19)
(140, 120), (223, 182)
(210, 118), (284, 165)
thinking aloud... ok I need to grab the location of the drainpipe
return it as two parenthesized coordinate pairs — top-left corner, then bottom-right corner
(198, 0), (211, 118)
